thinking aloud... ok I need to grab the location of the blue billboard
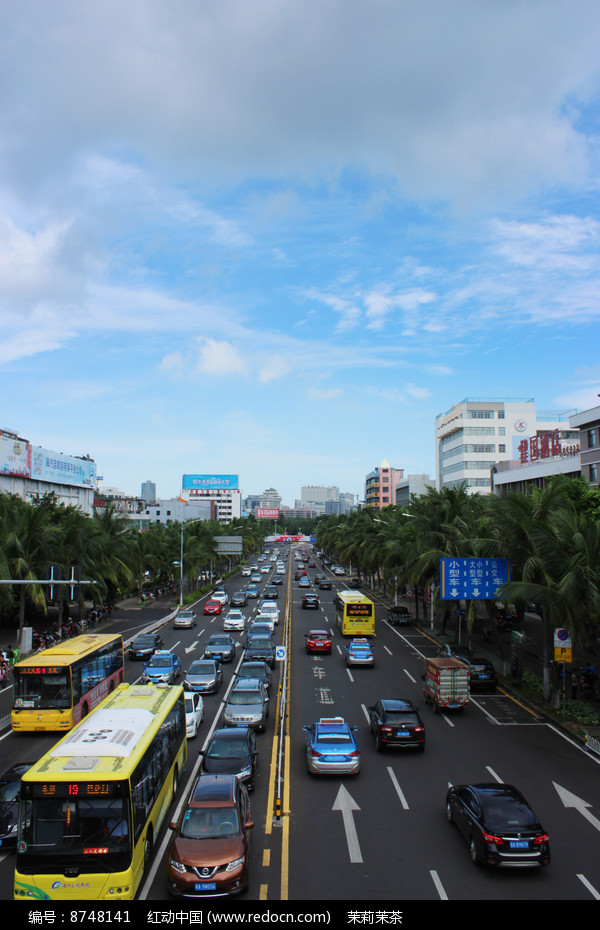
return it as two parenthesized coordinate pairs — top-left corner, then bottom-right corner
(440, 557), (510, 600)
(182, 474), (239, 491)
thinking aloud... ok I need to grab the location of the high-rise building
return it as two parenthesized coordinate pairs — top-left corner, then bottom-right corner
(140, 480), (156, 504)
(180, 474), (241, 522)
(300, 485), (339, 506)
(571, 404), (600, 487)
(436, 398), (579, 494)
(364, 460), (404, 508)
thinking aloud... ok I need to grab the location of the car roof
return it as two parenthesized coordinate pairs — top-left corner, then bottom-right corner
(191, 774), (237, 805)
(232, 677), (262, 689)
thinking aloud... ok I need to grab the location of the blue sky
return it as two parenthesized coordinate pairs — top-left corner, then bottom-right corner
(1, 0), (600, 507)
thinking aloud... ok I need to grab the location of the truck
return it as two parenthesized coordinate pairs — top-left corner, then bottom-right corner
(423, 657), (469, 713)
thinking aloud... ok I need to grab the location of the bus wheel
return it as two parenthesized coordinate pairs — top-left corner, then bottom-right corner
(81, 703), (89, 719)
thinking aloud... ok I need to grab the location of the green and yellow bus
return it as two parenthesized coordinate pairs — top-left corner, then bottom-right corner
(12, 634), (124, 732)
(14, 682), (187, 901)
(334, 590), (375, 636)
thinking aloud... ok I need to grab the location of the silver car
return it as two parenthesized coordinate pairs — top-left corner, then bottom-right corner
(223, 678), (269, 731)
(174, 609), (197, 629)
(184, 659), (223, 694)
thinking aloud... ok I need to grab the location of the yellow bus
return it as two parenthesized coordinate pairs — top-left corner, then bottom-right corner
(14, 682), (187, 901)
(12, 634), (124, 732)
(334, 590), (375, 636)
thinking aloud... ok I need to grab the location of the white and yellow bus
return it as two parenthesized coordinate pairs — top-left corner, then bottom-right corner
(334, 590), (375, 636)
(12, 634), (124, 732)
(14, 682), (187, 901)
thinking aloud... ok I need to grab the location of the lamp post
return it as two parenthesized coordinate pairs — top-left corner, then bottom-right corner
(179, 518), (205, 609)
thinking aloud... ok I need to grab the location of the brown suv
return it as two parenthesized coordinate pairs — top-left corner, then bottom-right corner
(167, 774), (254, 897)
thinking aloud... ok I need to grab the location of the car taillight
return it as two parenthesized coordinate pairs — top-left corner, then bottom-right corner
(309, 748), (322, 757)
(534, 834), (549, 845)
(381, 726), (393, 733)
(481, 831), (504, 845)
(414, 726), (425, 733)
(348, 750), (359, 757)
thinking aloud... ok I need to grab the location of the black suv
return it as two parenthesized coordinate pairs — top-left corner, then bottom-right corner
(302, 593), (320, 609)
(367, 699), (425, 752)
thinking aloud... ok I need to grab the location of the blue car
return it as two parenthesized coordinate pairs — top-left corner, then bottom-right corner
(303, 717), (360, 775)
(141, 649), (181, 684)
(345, 638), (374, 667)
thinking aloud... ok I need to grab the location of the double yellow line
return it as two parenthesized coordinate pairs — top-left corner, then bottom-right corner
(261, 554), (293, 899)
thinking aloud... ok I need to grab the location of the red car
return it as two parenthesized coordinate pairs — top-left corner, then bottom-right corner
(204, 599), (223, 615)
(305, 630), (332, 654)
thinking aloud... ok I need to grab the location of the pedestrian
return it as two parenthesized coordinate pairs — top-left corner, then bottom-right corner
(0, 664), (7, 689)
(12, 645), (20, 665)
(6, 646), (14, 666)
(571, 668), (580, 700)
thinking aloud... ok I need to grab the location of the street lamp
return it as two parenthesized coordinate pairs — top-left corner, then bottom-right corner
(179, 518), (206, 609)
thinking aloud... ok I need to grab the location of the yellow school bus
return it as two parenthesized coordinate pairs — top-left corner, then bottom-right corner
(334, 590), (375, 636)
(14, 682), (187, 900)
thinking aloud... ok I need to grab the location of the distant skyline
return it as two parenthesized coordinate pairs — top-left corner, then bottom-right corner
(1, 2), (600, 508)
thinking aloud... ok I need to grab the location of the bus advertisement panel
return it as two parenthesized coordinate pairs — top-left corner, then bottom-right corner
(335, 591), (375, 636)
(14, 682), (187, 901)
(12, 634), (124, 732)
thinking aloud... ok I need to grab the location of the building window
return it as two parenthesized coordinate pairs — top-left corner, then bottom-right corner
(590, 464), (598, 483)
(589, 428), (598, 449)
(499, 445), (506, 453)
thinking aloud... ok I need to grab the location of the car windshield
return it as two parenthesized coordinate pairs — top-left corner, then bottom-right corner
(208, 738), (249, 759)
(247, 639), (272, 648)
(310, 634), (328, 641)
(134, 637), (155, 646)
(209, 637), (230, 645)
(179, 806), (240, 840)
(189, 662), (214, 675)
(229, 691), (262, 705)
(148, 656), (171, 667)
(185, 697), (196, 713)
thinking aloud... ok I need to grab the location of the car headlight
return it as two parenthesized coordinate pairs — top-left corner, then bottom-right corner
(169, 858), (187, 874)
(226, 855), (245, 873)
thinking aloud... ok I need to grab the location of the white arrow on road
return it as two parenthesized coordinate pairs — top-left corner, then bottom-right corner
(332, 784), (363, 863)
(554, 782), (600, 833)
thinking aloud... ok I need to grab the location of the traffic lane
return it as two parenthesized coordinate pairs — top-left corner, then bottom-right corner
(143, 626), (285, 898)
(288, 607), (594, 901)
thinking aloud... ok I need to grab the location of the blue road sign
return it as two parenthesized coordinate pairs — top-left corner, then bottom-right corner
(440, 557), (510, 601)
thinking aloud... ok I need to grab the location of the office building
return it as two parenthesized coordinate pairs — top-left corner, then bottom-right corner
(435, 398), (579, 495)
(181, 474), (241, 522)
(365, 460), (404, 508)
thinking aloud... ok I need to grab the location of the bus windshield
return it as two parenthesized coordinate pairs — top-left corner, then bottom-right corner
(14, 670), (71, 710)
(19, 789), (131, 870)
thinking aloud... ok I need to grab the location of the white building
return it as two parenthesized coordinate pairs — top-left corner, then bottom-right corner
(435, 398), (579, 494)
(181, 474), (241, 523)
(0, 428), (97, 515)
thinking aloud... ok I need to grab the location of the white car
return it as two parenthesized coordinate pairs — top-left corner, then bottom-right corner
(257, 601), (279, 626)
(260, 564), (271, 574)
(224, 609), (246, 631)
(184, 691), (204, 738)
(241, 566), (252, 577)
(212, 589), (230, 605)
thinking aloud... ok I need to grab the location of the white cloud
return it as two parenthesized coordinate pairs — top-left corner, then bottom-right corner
(194, 338), (247, 377)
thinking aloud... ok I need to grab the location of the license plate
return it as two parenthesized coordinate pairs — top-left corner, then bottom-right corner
(509, 840), (529, 849)
(323, 755), (342, 762)
(195, 882), (216, 891)
(395, 731), (410, 737)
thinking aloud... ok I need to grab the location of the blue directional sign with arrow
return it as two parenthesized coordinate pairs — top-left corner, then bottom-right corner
(440, 557), (510, 600)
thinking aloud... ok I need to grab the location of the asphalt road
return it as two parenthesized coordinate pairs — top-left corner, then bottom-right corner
(2, 551), (600, 906)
